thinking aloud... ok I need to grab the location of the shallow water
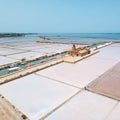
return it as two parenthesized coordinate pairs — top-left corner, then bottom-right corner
(0, 33), (120, 44)
(0, 52), (67, 76)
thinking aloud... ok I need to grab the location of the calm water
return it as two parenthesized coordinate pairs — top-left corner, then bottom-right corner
(0, 33), (120, 44)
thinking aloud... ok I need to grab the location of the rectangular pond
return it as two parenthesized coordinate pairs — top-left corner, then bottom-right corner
(0, 74), (79, 120)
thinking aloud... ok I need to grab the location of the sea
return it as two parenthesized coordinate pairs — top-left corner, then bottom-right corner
(0, 33), (120, 44)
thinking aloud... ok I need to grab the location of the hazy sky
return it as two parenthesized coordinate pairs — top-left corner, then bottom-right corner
(0, 0), (120, 33)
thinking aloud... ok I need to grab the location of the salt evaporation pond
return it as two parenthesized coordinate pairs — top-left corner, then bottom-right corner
(0, 74), (79, 120)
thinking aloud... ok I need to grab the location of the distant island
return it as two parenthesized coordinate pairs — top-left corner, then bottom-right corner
(0, 33), (36, 38)
(0, 33), (25, 38)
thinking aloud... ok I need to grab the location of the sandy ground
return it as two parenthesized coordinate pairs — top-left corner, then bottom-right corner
(0, 95), (22, 120)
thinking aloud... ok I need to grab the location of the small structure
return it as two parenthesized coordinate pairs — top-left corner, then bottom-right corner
(68, 44), (90, 57)
(72, 44), (76, 50)
(8, 67), (20, 73)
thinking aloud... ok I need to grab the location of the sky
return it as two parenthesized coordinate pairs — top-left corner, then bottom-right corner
(0, 0), (120, 33)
